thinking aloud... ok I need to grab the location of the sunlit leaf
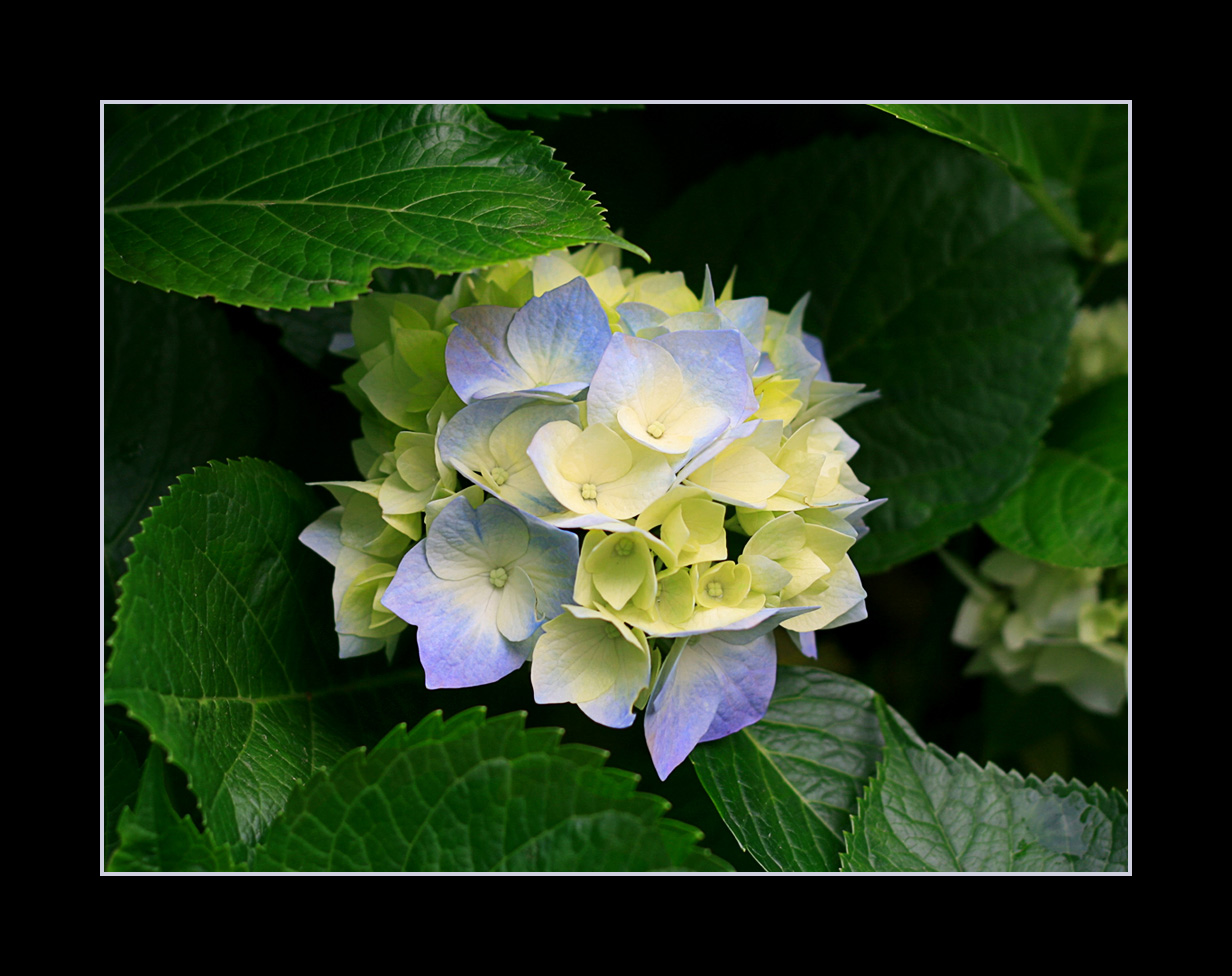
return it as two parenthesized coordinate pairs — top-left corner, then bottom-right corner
(105, 104), (645, 309)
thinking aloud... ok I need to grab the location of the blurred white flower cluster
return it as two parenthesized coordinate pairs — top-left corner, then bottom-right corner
(301, 245), (881, 776)
(946, 549), (1128, 715)
(1059, 300), (1128, 404)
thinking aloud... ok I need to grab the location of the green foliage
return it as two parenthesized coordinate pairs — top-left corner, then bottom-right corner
(690, 668), (889, 871)
(104, 278), (267, 613)
(695, 668), (1127, 872)
(104, 104), (645, 310)
(841, 697), (1127, 871)
(483, 105), (636, 120)
(108, 746), (241, 872)
(103, 717), (142, 862)
(103, 104), (1128, 872)
(982, 378), (1128, 568)
(872, 104), (1128, 261)
(253, 708), (730, 872)
(105, 459), (424, 848)
(642, 135), (1078, 573)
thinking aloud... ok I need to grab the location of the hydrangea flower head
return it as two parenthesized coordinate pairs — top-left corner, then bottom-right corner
(304, 247), (882, 778)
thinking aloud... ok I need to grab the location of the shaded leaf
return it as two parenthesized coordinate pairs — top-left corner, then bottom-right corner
(841, 697), (1128, 871)
(104, 104), (645, 310)
(108, 747), (240, 872)
(981, 377), (1127, 567)
(690, 668), (898, 871)
(103, 716), (142, 863)
(104, 278), (266, 619)
(254, 708), (731, 872)
(483, 105), (639, 121)
(105, 458), (424, 848)
(253, 303), (354, 370)
(872, 104), (1128, 260)
(642, 135), (1078, 573)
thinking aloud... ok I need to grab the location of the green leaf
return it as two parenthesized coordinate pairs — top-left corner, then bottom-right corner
(690, 668), (894, 871)
(104, 278), (266, 617)
(871, 104), (1128, 260)
(108, 747), (241, 872)
(103, 715), (142, 863)
(253, 709), (731, 872)
(105, 458), (424, 849)
(483, 105), (638, 121)
(841, 697), (1128, 871)
(642, 136), (1078, 573)
(981, 377), (1128, 567)
(104, 104), (646, 310)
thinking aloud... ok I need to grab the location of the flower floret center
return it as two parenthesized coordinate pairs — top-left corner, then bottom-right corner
(706, 581), (724, 599)
(647, 420), (666, 439)
(491, 466), (509, 486)
(489, 566), (509, 589)
(581, 482), (598, 500)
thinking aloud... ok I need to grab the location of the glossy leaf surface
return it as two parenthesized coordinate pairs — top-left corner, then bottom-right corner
(982, 377), (1128, 567)
(691, 668), (891, 871)
(105, 104), (644, 309)
(254, 709), (731, 872)
(841, 697), (1128, 871)
(106, 459), (423, 847)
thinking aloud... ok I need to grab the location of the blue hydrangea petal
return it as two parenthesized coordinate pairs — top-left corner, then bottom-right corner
(804, 332), (829, 382)
(445, 305), (531, 403)
(516, 519), (580, 622)
(445, 279), (610, 402)
(424, 496), (528, 581)
(299, 507), (344, 564)
(506, 277), (611, 392)
(496, 565), (538, 642)
(644, 630), (777, 779)
(716, 296), (769, 350)
(436, 397), (578, 517)
(381, 545), (528, 688)
(654, 329), (758, 424)
(615, 302), (668, 336)
(585, 334), (679, 431)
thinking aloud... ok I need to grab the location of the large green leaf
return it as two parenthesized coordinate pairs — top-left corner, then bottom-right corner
(108, 746), (241, 873)
(642, 136), (1078, 573)
(253, 709), (730, 872)
(982, 377), (1128, 567)
(841, 697), (1128, 871)
(105, 458), (424, 848)
(104, 104), (646, 310)
(690, 668), (894, 871)
(872, 104), (1128, 260)
(104, 279), (264, 616)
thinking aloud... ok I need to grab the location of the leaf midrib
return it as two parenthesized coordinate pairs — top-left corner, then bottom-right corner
(105, 187), (571, 217)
